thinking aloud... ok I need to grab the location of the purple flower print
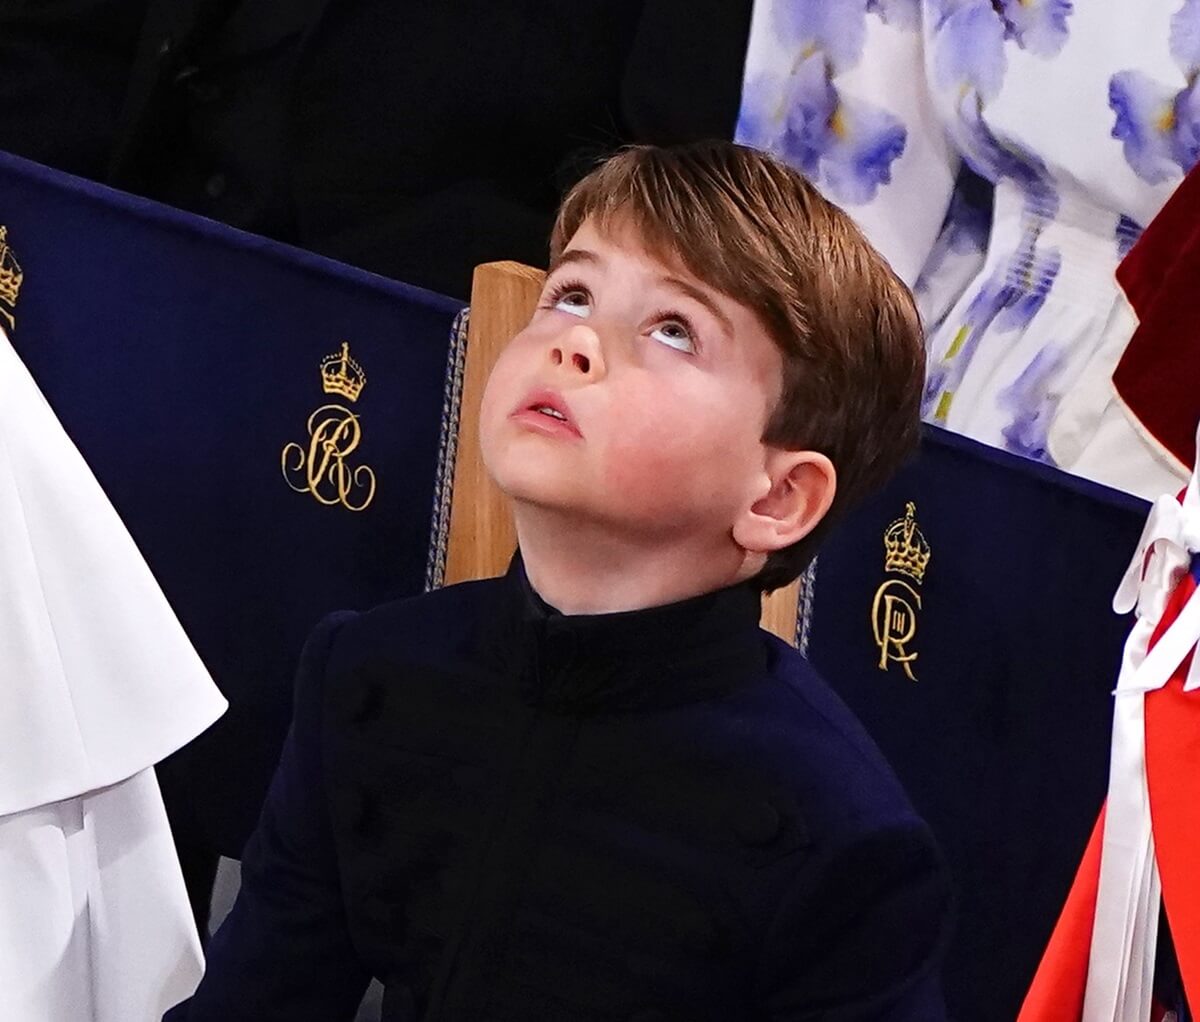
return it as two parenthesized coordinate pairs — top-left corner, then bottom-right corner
(913, 171), (992, 332)
(930, 0), (1074, 207)
(994, 243), (1062, 331)
(923, 229), (1062, 422)
(734, 72), (783, 160)
(822, 95), (909, 204)
(771, 0), (870, 72)
(1110, 71), (1191, 184)
(950, 94), (1059, 219)
(737, 2), (917, 204)
(1116, 215), (1143, 260)
(996, 0), (1073, 58)
(738, 60), (835, 179)
(921, 272), (1008, 419)
(925, 171), (993, 259)
(738, 52), (907, 205)
(997, 345), (1069, 461)
(925, 0), (967, 28)
(782, 54), (841, 177)
(932, 1), (1009, 100)
(1171, 0), (1200, 73)
(1110, 1), (1200, 183)
(1172, 77), (1200, 171)
(867, 0), (922, 30)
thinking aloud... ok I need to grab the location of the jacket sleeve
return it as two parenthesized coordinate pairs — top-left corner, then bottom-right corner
(164, 611), (372, 1022)
(755, 820), (953, 1021)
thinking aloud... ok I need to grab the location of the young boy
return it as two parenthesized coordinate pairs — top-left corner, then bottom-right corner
(167, 142), (949, 1021)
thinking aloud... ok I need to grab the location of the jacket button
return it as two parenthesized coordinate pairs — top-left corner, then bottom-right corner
(734, 799), (781, 846)
(157, 35), (174, 59)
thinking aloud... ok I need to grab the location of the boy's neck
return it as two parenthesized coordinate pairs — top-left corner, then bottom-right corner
(512, 505), (752, 616)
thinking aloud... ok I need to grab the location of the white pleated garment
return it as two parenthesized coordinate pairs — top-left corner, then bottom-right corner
(0, 324), (227, 1019)
(1083, 436), (1200, 1020)
(0, 770), (210, 1021)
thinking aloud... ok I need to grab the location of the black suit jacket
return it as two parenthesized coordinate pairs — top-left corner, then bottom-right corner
(0, 0), (754, 297)
(167, 561), (951, 1020)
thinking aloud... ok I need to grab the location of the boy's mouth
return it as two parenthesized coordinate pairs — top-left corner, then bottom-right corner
(513, 388), (581, 438)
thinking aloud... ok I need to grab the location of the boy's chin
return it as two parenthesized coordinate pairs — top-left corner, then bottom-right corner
(499, 481), (592, 518)
(495, 475), (623, 530)
(488, 458), (584, 505)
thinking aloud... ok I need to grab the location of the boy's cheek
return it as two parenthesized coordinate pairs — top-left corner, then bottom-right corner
(478, 357), (520, 454)
(601, 430), (716, 511)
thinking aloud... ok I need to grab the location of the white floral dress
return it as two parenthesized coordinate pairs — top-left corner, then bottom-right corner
(738, 0), (1200, 498)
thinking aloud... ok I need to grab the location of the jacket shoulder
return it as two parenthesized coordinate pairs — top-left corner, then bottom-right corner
(325, 576), (506, 675)
(737, 635), (929, 841)
(316, 577), (510, 744)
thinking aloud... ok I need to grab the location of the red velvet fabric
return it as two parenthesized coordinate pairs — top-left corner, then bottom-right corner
(1114, 166), (1200, 472)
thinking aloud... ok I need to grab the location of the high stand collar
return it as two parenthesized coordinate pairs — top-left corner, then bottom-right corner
(488, 551), (770, 713)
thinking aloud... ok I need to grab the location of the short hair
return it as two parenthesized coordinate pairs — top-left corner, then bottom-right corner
(550, 141), (925, 592)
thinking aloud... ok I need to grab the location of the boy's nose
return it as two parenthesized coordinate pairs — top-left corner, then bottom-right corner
(549, 323), (604, 378)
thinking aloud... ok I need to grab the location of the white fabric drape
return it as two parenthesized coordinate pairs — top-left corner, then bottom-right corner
(0, 769), (207, 1021)
(0, 326), (226, 816)
(0, 323), (227, 1019)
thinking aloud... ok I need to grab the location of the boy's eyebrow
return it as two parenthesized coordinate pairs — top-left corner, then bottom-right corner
(548, 248), (601, 273)
(660, 276), (734, 339)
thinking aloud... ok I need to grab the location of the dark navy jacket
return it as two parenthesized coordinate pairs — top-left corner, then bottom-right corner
(168, 560), (951, 1021)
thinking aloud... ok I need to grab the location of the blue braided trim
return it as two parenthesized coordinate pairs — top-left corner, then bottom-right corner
(796, 557), (818, 655)
(424, 307), (470, 591)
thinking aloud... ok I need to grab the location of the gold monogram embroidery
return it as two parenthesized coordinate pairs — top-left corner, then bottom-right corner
(871, 502), (930, 681)
(281, 343), (377, 511)
(0, 226), (23, 332)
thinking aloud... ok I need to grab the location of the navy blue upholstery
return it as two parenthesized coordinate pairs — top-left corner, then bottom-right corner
(0, 150), (464, 855)
(805, 426), (1150, 1021)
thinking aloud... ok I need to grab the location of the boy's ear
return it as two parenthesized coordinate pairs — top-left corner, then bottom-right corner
(732, 449), (837, 555)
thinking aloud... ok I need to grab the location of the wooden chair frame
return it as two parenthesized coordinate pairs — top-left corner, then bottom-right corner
(445, 261), (802, 645)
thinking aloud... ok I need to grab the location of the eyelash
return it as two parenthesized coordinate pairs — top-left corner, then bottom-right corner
(541, 279), (701, 351)
(648, 308), (700, 349)
(541, 278), (589, 309)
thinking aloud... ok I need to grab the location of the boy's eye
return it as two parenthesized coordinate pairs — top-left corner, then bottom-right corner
(650, 320), (696, 354)
(552, 289), (591, 318)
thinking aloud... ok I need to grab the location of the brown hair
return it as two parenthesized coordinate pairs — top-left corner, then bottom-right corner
(549, 141), (925, 592)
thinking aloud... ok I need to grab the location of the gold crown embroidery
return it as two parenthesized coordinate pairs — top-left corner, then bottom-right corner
(321, 341), (366, 402)
(0, 226), (24, 331)
(872, 501), (930, 682)
(281, 342), (376, 511)
(882, 501), (931, 583)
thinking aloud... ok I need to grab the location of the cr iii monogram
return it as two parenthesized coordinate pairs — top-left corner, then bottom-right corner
(871, 502), (931, 682)
(281, 342), (377, 512)
(0, 226), (23, 332)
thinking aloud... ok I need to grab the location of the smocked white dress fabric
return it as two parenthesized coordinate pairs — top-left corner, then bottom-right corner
(0, 324), (227, 1020)
(737, 0), (1200, 498)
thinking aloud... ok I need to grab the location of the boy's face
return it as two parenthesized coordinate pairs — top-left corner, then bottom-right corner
(480, 217), (784, 545)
